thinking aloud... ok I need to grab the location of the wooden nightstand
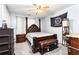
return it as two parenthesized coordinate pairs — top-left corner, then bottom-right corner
(16, 34), (26, 43)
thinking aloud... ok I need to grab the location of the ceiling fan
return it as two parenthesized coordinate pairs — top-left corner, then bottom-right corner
(26, 4), (49, 15)
(33, 4), (49, 15)
(33, 4), (49, 9)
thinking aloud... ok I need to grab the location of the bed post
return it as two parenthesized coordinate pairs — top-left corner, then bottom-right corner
(26, 17), (28, 34)
(39, 19), (41, 31)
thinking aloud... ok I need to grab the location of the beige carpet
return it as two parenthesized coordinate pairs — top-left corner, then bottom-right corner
(14, 41), (68, 55)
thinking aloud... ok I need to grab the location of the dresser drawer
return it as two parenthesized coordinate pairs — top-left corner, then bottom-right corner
(0, 29), (10, 35)
(0, 37), (9, 43)
(0, 44), (9, 51)
(68, 47), (79, 55)
(68, 39), (79, 49)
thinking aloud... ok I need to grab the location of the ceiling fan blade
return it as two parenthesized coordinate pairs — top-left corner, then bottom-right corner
(43, 6), (49, 8)
(33, 4), (37, 6)
(25, 8), (36, 11)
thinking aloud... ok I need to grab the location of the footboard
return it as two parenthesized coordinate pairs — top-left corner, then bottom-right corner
(32, 34), (57, 53)
(34, 34), (57, 41)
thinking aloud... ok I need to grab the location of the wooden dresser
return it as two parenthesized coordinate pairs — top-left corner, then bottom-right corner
(66, 34), (79, 55)
(0, 28), (14, 55)
(16, 34), (26, 43)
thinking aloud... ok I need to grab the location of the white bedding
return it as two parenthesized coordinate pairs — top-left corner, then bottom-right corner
(26, 32), (53, 46)
(66, 33), (79, 38)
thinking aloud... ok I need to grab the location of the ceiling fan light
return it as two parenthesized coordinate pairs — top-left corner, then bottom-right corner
(36, 9), (44, 15)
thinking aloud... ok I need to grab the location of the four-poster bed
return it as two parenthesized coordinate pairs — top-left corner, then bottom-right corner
(26, 17), (58, 54)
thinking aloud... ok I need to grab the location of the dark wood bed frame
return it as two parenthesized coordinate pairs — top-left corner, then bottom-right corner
(26, 17), (58, 54)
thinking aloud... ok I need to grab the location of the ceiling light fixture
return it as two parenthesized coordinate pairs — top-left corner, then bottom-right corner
(26, 4), (49, 15)
(33, 4), (49, 15)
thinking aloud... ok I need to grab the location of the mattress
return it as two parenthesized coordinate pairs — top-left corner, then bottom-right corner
(26, 32), (53, 46)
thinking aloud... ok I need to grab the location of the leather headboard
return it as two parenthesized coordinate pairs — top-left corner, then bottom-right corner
(26, 24), (40, 34)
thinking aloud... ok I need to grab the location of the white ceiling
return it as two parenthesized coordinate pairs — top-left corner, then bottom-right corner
(7, 4), (73, 18)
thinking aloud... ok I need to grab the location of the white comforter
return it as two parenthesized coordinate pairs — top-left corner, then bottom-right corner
(26, 32), (53, 46)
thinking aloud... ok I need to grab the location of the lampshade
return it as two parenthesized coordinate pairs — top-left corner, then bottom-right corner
(62, 18), (69, 27)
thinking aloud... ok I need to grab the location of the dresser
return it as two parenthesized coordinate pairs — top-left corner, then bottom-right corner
(0, 28), (14, 55)
(66, 34), (79, 55)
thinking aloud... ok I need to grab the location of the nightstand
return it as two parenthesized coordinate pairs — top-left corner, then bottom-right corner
(16, 34), (26, 43)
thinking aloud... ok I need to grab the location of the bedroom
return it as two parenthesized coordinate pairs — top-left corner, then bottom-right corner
(0, 4), (79, 55)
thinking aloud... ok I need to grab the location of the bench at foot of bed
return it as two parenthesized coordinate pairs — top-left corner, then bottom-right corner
(39, 39), (58, 55)
(32, 39), (58, 55)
